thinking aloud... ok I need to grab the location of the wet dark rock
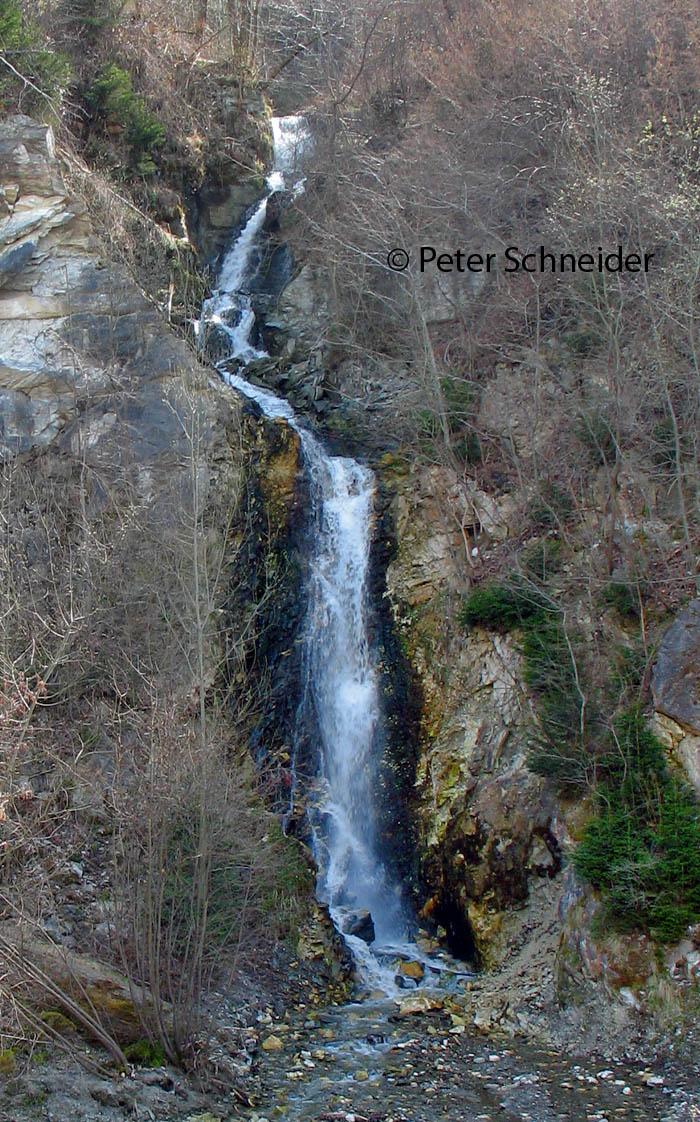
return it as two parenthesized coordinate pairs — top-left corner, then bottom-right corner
(343, 909), (376, 944)
(394, 972), (417, 990)
(365, 480), (422, 896)
(250, 241), (293, 296)
(251, 292), (277, 317)
(229, 409), (309, 810)
(188, 176), (263, 264)
(264, 189), (289, 229)
(198, 320), (235, 365)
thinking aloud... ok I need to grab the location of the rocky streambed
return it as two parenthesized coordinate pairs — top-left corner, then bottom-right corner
(3, 986), (697, 1122)
(246, 998), (683, 1122)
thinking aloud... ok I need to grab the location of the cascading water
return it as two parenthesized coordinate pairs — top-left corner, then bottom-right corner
(198, 115), (310, 366)
(219, 369), (411, 989)
(199, 117), (466, 991)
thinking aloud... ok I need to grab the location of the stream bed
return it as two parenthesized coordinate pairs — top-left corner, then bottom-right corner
(243, 996), (685, 1122)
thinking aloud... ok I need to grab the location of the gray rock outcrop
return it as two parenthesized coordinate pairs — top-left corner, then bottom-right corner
(652, 598), (700, 793)
(0, 114), (216, 457)
(652, 598), (700, 734)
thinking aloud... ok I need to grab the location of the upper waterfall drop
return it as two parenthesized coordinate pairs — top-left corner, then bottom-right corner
(198, 114), (309, 367)
(269, 114), (311, 194)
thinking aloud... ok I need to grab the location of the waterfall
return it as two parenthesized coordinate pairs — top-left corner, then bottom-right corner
(199, 117), (462, 991)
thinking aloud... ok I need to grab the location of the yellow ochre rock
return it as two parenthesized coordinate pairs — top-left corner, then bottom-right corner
(398, 959), (425, 980)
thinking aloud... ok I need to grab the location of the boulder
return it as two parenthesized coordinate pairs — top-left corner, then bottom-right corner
(342, 909), (375, 944)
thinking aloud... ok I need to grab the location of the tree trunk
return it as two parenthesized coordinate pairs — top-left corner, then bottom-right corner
(194, 0), (207, 44)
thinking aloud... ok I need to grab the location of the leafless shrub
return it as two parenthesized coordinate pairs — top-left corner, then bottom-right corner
(109, 703), (293, 1064)
(0, 925), (128, 1069)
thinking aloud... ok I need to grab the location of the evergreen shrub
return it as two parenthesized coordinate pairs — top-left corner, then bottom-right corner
(575, 707), (700, 941)
(0, 0), (70, 113)
(88, 64), (165, 175)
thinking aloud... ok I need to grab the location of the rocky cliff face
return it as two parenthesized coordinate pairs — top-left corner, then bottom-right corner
(384, 463), (564, 960)
(381, 457), (700, 1051)
(0, 114), (215, 456)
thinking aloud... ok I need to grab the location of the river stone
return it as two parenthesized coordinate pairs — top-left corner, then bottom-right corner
(398, 991), (443, 1015)
(343, 910), (375, 944)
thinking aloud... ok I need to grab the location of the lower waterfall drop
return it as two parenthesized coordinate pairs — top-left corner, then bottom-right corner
(217, 370), (412, 991)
